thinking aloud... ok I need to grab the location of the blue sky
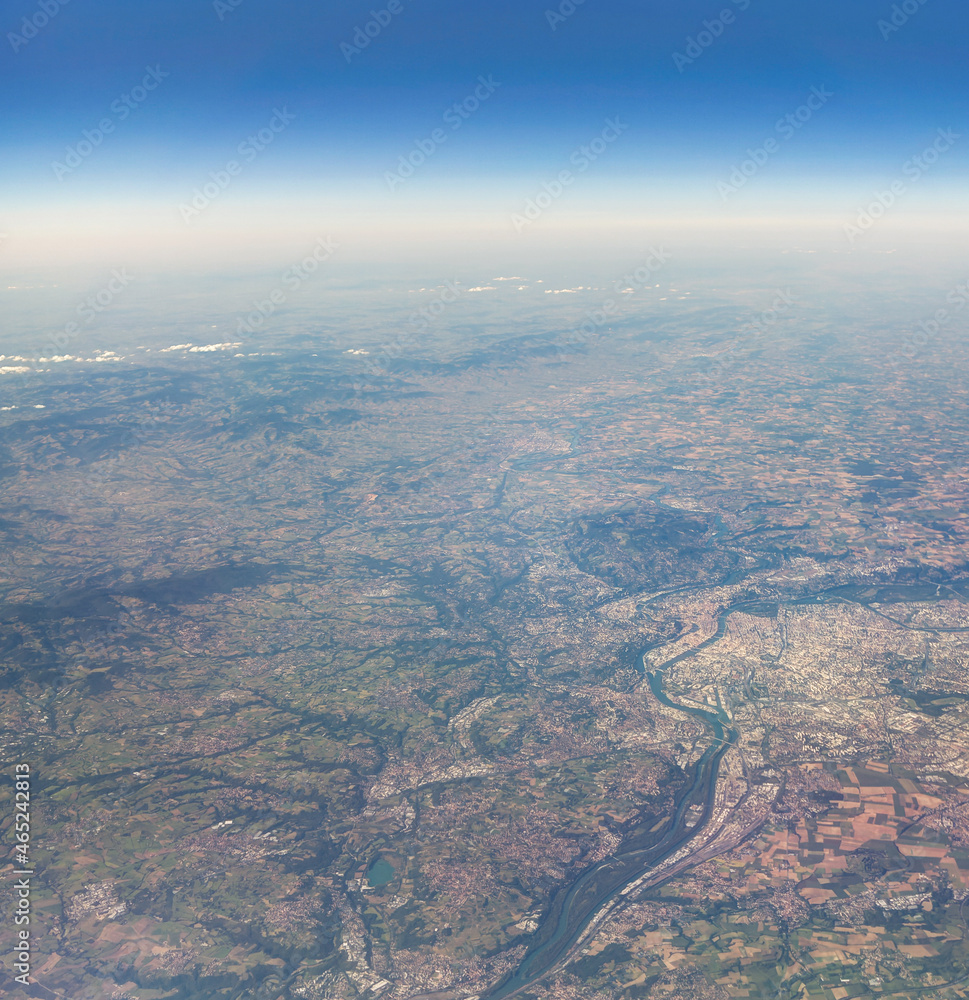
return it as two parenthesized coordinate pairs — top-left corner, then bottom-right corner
(2, 0), (967, 271)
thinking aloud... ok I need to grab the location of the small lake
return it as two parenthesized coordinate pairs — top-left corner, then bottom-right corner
(367, 858), (396, 888)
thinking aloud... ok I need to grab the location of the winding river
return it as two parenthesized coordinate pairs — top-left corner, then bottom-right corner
(482, 639), (740, 998)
